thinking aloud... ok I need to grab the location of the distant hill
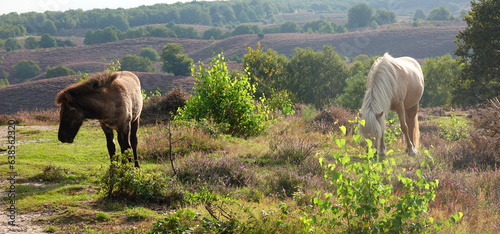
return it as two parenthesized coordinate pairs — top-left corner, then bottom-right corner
(0, 23), (464, 114)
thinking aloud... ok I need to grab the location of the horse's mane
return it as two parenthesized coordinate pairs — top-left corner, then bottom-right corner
(361, 53), (399, 119)
(55, 72), (118, 105)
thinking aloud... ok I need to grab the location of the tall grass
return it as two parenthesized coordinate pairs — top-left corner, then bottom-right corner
(0, 108), (59, 125)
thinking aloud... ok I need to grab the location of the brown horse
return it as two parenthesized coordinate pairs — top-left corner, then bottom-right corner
(359, 53), (424, 156)
(55, 71), (143, 167)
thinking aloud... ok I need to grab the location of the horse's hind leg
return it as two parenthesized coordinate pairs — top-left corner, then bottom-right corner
(100, 124), (116, 161)
(406, 104), (419, 151)
(395, 104), (416, 156)
(130, 118), (140, 168)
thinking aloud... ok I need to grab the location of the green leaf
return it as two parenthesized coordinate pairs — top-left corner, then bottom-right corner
(339, 125), (347, 135)
(319, 157), (325, 166)
(416, 169), (422, 178)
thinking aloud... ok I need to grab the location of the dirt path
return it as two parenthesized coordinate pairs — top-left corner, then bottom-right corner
(0, 212), (45, 234)
(1, 125), (58, 233)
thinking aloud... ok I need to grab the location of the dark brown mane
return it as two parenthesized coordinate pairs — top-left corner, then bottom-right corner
(55, 72), (118, 105)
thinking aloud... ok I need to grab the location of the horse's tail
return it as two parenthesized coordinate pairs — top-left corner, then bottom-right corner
(413, 114), (420, 148)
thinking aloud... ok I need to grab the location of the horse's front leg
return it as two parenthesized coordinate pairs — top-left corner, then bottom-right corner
(100, 123), (116, 161)
(395, 105), (416, 155)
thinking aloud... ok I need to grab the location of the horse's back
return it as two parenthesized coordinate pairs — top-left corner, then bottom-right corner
(112, 71), (143, 120)
(394, 57), (424, 107)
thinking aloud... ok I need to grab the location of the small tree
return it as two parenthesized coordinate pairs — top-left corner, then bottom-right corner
(12, 60), (41, 80)
(279, 21), (300, 33)
(285, 46), (350, 107)
(138, 47), (160, 62)
(346, 3), (373, 28)
(373, 9), (397, 25)
(161, 43), (193, 76)
(421, 54), (461, 107)
(243, 42), (288, 99)
(413, 9), (427, 21)
(40, 33), (57, 48)
(453, 0), (499, 105)
(202, 28), (223, 40)
(176, 53), (269, 137)
(45, 65), (76, 78)
(427, 6), (452, 20)
(4, 38), (21, 51)
(24, 36), (39, 49)
(121, 54), (156, 72)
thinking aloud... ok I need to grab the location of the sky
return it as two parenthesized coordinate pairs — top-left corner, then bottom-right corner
(0, 0), (195, 15)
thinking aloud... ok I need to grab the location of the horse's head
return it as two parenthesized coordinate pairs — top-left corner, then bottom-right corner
(358, 111), (386, 156)
(55, 91), (85, 143)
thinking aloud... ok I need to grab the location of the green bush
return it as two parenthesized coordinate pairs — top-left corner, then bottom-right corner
(176, 53), (269, 137)
(4, 38), (21, 51)
(304, 122), (462, 233)
(24, 36), (39, 49)
(427, 6), (452, 20)
(120, 54), (156, 72)
(161, 43), (193, 76)
(45, 65), (76, 78)
(12, 60), (41, 80)
(100, 151), (185, 203)
(40, 33), (57, 48)
(138, 47), (160, 61)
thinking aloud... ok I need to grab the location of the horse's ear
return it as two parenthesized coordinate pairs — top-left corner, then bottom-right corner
(55, 91), (71, 105)
(375, 111), (384, 120)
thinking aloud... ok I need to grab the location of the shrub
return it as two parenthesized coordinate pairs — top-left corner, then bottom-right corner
(373, 9), (397, 25)
(24, 36), (39, 49)
(347, 3), (373, 28)
(264, 89), (295, 117)
(334, 72), (366, 111)
(312, 105), (357, 134)
(100, 151), (185, 204)
(4, 38), (21, 51)
(39, 163), (65, 182)
(161, 43), (193, 76)
(176, 53), (269, 137)
(40, 33), (57, 48)
(12, 60), (41, 80)
(120, 54), (155, 72)
(268, 134), (317, 166)
(45, 65), (76, 78)
(427, 6), (452, 20)
(138, 47), (160, 61)
(176, 155), (255, 191)
(141, 88), (189, 123)
(306, 122), (461, 233)
(202, 28), (223, 40)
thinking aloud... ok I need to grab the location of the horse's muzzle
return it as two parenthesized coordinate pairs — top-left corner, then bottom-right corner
(58, 135), (74, 143)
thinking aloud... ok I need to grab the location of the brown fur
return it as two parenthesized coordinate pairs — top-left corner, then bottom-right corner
(56, 71), (143, 167)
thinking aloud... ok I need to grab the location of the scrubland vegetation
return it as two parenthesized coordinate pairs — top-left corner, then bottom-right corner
(1, 95), (498, 233)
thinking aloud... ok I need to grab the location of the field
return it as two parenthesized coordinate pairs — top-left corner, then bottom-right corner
(0, 103), (499, 233)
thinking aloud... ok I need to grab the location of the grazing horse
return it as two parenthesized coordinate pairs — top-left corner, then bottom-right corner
(55, 71), (143, 167)
(359, 53), (424, 156)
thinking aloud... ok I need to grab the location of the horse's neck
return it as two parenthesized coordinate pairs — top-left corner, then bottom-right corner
(76, 93), (108, 119)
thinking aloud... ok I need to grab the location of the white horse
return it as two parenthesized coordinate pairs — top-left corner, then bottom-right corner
(359, 53), (424, 156)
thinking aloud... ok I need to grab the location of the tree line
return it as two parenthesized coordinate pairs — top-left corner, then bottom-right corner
(0, 0), (465, 39)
